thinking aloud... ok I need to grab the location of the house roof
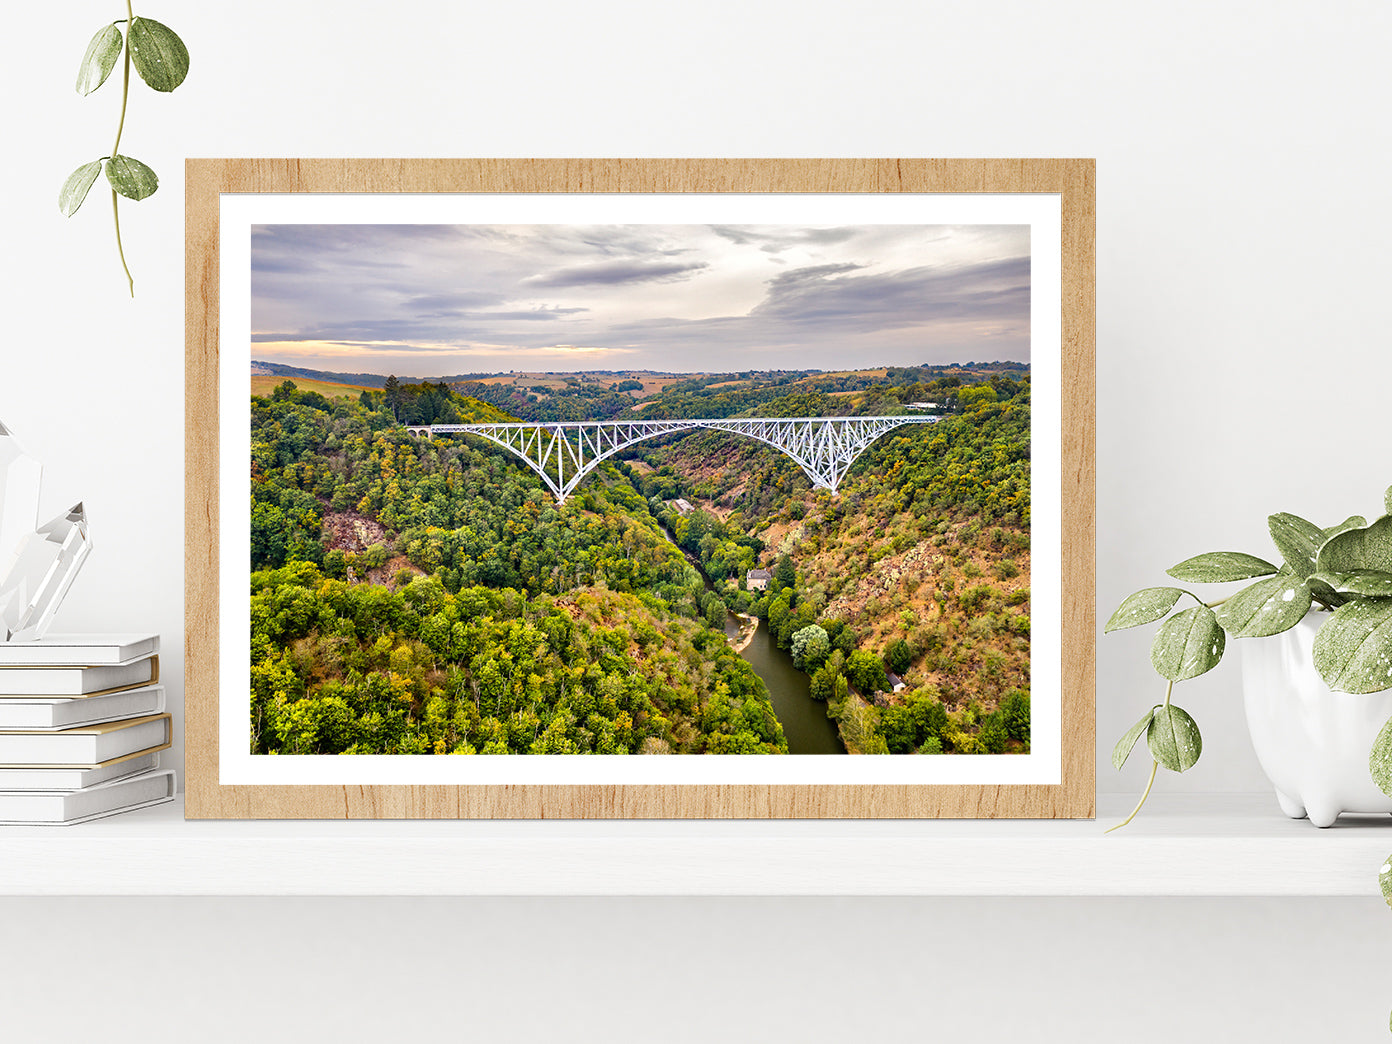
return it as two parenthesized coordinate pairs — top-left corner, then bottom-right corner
(747, 568), (773, 579)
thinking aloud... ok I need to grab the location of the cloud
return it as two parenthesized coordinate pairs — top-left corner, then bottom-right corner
(405, 291), (506, 312)
(761, 262), (865, 287)
(752, 257), (1030, 329)
(524, 259), (709, 288)
(470, 308), (589, 321)
(251, 222), (1032, 374)
(253, 340), (636, 375)
(709, 225), (861, 253)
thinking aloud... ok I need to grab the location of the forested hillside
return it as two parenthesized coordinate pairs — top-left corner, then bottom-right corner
(248, 365), (1031, 757)
(250, 380), (786, 755)
(624, 369), (1032, 754)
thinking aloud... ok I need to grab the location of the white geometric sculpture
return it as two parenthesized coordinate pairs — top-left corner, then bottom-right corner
(0, 421), (42, 570)
(0, 502), (92, 642)
(0, 421), (92, 642)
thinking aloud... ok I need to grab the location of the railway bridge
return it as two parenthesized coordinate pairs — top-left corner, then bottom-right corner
(406, 415), (939, 503)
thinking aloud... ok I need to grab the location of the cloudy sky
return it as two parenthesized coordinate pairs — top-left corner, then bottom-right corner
(251, 224), (1030, 376)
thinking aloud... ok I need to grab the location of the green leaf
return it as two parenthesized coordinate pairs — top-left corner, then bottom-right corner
(104, 155), (158, 201)
(1150, 606), (1226, 681)
(1214, 575), (1312, 637)
(1324, 515), (1368, 540)
(1380, 848), (1392, 911)
(1308, 570), (1392, 598)
(1317, 514), (1392, 575)
(128, 17), (189, 92)
(76, 23), (123, 95)
(1105, 588), (1185, 633)
(1370, 717), (1392, 798)
(58, 160), (104, 217)
(1166, 551), (1278, 583)
(1147, 704), (1202, 772)
(1312, 599), (1392, 694)
(1305, 573), (1350, 609)
(1267, 513), (1325, 579)
(1385, 487), (1391, 515)
(1112, 708), (1156, 770)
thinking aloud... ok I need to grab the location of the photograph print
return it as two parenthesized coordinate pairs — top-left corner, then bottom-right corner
(248, 220), (1032, 759)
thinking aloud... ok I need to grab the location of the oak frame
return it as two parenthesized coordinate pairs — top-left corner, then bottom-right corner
(185, 158), (1095, 819)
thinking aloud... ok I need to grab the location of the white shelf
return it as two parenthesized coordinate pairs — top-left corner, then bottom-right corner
(1, 794), (1388, 896)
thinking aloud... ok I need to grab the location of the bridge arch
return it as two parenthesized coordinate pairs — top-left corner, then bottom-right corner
(416, 416), (938, 504)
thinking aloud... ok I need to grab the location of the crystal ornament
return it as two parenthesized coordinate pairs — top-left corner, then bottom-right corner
(0, 503), (92, 642)
(0, 421), (42, 570)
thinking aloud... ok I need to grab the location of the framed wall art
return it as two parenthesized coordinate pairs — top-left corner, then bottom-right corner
(185, 158), (1095, 819)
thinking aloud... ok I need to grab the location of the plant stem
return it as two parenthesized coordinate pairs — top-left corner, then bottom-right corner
(111, 2), (132, 157)
(111, 0), (135, 296)
(1106, 759), (1158, 833)
(1106, 679), (1175, 832)
(111, 189), (133, 297)
(1183, 591), (1229, 610)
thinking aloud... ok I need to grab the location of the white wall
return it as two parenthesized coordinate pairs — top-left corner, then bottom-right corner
(4, 0), (1388, 795)
(3, 3), (1389, 1038)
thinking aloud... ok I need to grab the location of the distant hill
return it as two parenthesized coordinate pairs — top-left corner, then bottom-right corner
(250, 361), (1031, 405)
(251, 361), (411, 389)
(251, 374), (371, 400)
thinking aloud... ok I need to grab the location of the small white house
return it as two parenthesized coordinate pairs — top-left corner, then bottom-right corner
(669, 498), (695, 515)
(746, 568), (773, 591)
(886, 672), (907, 694)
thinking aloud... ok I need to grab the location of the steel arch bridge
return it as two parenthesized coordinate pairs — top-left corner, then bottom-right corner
(407, 415), (939, 503)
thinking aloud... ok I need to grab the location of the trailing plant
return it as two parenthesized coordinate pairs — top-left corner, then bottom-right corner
(1109, 485), (1392, 1034)
(59, 5), (189, 296)
(1106, 483), (1392, 829)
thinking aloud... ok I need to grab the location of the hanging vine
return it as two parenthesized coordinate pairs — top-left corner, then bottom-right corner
(59, 5), (189, 297)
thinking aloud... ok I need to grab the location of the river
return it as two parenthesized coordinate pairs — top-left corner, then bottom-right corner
(737, 617), (846, 754)
(662, 521), (845, 754)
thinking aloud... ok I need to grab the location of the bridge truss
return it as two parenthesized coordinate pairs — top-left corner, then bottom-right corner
(411, 415), (939, 503)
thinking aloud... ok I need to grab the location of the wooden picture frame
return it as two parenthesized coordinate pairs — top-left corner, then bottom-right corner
(186, 158), (1095, 819)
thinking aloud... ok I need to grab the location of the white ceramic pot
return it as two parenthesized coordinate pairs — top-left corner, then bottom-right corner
(1241, 611), (1392, 827)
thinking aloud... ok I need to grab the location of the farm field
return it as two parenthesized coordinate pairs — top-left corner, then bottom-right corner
(250, 374), (369, 400)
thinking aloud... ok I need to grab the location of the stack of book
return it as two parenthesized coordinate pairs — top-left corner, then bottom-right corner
(0, 633), (173, 825)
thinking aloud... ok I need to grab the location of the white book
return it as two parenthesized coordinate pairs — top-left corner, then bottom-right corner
(0, 769), (176, 825)
(0, 654), (159, 696)
(0, 714), (171, 767)
(0, 751), (161, 790)
(0, 633), (159, 667)
(0, 685), (165, 730)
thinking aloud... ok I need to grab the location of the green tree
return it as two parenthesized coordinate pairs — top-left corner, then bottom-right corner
(885, 637), (914, 675)
(790, 624), (830, 671)
(773, 553), (796, 588)
(383, 375), (402, 420)
(809, 665), (839, 701)
(878, 704), (918, 754)
(1001, 689), (1030, 742)
(845, 649), (889, 694)
(979, 712), (1009, 754)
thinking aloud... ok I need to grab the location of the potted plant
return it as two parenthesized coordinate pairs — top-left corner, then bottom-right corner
(1105, 484), (1392, 849)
